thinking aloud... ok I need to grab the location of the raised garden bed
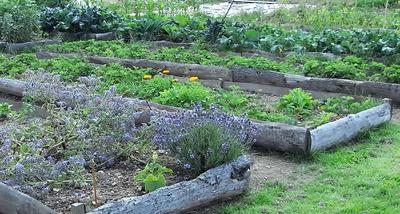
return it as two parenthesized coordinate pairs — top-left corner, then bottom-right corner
(0, 74), (253, 213)
(36, 51), (400, 103)
(0, 77), (392, 154)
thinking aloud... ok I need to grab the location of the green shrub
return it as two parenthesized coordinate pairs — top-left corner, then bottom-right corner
(40, 5), (124, 34)
(247, 109), (294, 124)
(277, 88), (315, 117)
(0, 54), (39, 77)
(0, 0), (40, 43)
(153, 83), (215, 108)
(0, 102), (15, 119)
(216, 86), (249, 110)
(169, 123), (246, 175)
(35, 0), (72, 7)
(321, 96), (378, 114)
(95, 64), (174, 99)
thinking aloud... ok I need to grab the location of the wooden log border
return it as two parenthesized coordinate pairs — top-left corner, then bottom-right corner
(59, 32), (117, 41)
(87, 155), (251, 214)
(36, 52), (400, 103)
(0, 182), (56, 214)
(0, 40), (61, 53)
(310, 99), (392, 152)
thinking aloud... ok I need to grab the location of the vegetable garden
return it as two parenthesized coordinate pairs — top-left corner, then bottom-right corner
(0, 0), (399, 213)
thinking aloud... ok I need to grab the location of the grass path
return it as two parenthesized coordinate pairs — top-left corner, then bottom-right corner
(220, 123), (400, 214)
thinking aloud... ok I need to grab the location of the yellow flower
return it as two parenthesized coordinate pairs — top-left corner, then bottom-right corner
(162, 69), (170, 75)
(189, 76), (199, 81)
(143, 74), (152, 80)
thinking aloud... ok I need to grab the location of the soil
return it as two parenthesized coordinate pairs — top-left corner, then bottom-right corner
(34, 158), (192, 213)
(249, 150), (298, 189)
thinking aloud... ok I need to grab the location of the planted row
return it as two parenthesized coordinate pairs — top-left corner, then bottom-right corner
(0, 53), (380, 127)
(2, 1), (400, 58)
(43, 40), (400, 84)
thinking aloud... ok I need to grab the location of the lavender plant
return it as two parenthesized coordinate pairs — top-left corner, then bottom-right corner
(23, 70), (143, 159)
(152, 105), (256, 174)
(1, 70), (147, 193)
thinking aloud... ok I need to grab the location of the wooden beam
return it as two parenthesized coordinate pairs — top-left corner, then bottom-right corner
(88, 155), (251, 214)
(0, 183), (56, 214)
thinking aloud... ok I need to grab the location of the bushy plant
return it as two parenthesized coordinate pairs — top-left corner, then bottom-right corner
(35, 0), (72, 7)
(152, 105), (256, 174)
(321, 96), (378, 114)
(153, 82), (215, 108)
(218, 24), (260, 54)
(0, 0), (41, 43)
(277, 88), (315, 117)
(0, 70), (153, 193)
(40, 4), (125, 34)
(0, 103), (15, 119)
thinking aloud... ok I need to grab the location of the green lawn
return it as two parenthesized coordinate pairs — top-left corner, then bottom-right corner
(221, 123), (400, 214)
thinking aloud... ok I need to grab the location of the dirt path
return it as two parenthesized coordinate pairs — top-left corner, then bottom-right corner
(249, 150), (299, 189)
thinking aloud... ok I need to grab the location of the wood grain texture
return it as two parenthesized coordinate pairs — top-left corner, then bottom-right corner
(310, 100), (392, 152)
(88, 155), (251, 214)
(0, 183), (56, 214)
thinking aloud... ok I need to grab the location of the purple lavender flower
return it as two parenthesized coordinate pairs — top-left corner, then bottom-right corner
(183, 163), (191, 169)
(221, 143), (230, 153)
(68, 156), (86, 167)
(13, 163), (25, 174)
(152, 105), (257, 148)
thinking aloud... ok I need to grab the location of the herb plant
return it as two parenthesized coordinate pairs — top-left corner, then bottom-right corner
(134, 152), (172, 192)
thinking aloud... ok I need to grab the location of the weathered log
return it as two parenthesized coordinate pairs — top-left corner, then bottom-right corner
(356, 81), (400, 101)
(88, 155), (251, 214)
(231, 67), (286, 86)
(37, 52), (233, 81)
(310, 99), (392, 152)
(252, 120), (309, 154)
(0, 78), (25, 97)
(285, 75), (359, 94)
(232, 67), (400, 103)
(148, 40), (194, 49)
(60, 32), (116, 41)
(95, 32), (117, 41)
(222, 81), (347, 99)
(0, 182), (56, 214)
(5, 40), (61, 53)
